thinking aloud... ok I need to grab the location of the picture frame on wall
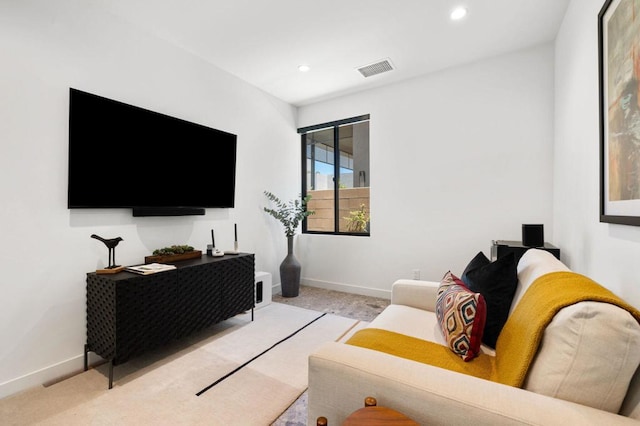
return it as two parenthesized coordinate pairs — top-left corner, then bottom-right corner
(599, 0), (640, 226)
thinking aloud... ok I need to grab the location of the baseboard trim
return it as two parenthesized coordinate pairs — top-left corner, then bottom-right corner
(300, 278), (391, 300)
(0, 353), (90, 399)
(272, 283), (282, 296)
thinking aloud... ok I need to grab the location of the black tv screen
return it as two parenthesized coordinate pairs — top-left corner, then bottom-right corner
(68, 88), (236, 214)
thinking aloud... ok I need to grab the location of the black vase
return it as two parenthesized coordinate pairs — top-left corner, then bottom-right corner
(280, 235), (301, 297)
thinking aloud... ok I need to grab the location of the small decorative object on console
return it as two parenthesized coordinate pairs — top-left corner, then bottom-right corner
(225, 223), (240, 255)
(126, 263), (176, 275)
(144, 244), (201, 264)
(208, 229), (224, 257)
(91, 234), (125, 274)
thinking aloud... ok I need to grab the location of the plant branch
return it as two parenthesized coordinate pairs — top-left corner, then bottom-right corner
(263, 191), (315, 237)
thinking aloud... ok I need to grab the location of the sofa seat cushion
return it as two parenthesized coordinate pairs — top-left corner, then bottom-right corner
(369, 304), (444, 344)
(346, 328), (495, 380)
(368, 304), (496, 356)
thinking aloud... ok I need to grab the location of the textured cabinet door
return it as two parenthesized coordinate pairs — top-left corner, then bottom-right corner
(176, 262), (223, 337)
(176, 254), (255, 337)
(218, 254), (255, 321)
(86, 270), (177, 365)
(123, 272), (177, 361)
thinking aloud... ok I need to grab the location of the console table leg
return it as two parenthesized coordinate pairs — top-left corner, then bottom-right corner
(252, 308), (254, 321)
(109, 360), (114, 389)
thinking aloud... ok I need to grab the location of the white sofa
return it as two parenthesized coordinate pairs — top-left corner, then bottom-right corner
(308, 249), (640, 425)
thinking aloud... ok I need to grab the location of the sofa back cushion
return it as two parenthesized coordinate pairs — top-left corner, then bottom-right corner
(513, 250), (640, 414)
(523, 301), (640, 413)
(511, 248), (569, 315)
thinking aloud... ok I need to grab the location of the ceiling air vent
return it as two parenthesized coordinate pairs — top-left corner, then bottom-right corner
(356, 59), (394, 78)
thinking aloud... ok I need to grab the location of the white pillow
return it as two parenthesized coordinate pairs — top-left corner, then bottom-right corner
(524, 301), (640, 413)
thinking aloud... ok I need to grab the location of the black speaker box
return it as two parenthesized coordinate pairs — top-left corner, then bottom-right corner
(522, 224), (544, 247)
(256, 280), (263, 304)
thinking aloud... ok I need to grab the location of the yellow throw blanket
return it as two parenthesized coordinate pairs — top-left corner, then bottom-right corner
(346, 328), (496, 380)
(346, 271), (640, 387)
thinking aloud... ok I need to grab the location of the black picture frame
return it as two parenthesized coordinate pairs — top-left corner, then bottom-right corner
(599, 0), (640, 226)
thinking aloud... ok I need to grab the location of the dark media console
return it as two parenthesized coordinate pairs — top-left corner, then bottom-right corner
(84, 253), (255, 388)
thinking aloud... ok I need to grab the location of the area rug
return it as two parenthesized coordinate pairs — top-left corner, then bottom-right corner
(273, 285), (390, 322)
(0, 303), (360, 425)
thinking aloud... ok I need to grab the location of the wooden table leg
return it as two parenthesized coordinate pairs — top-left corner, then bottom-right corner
(364, 396), (377, 407)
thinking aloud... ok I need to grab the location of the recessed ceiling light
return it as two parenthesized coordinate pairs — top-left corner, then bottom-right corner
(450, 6), (468, 20)
(298, 64), (311, 72)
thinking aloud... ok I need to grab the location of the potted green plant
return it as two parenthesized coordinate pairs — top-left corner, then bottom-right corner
(263, 191), (314, 297)
(344, 204), (370, 233)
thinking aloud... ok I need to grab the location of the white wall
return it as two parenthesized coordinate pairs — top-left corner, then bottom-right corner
(0, 1), (299, 397)
(297, 44), (556, 298)
(555, 0), (640, 309)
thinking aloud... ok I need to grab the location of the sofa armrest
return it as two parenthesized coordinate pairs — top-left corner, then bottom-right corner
(391, 279), (439, 311)
(308, 342), (638, 426)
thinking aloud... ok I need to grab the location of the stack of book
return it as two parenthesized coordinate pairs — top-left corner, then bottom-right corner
(125, 263), (176, 275)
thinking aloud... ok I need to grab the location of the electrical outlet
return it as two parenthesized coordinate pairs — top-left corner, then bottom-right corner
(412, 269), (420, 280)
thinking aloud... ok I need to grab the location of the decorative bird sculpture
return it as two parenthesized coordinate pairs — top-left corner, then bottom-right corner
(91, 234), (123, 269)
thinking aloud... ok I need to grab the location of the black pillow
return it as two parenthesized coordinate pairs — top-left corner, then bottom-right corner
(461, 252), (517, 348)
(461, 251), (491, 284)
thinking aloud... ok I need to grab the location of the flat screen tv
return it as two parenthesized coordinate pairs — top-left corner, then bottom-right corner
(68, 88), (236, 216)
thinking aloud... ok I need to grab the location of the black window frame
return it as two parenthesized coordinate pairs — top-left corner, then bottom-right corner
(298, 114), (370, 236)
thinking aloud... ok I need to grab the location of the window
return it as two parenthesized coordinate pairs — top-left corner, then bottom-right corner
(299, 115), (370, 235)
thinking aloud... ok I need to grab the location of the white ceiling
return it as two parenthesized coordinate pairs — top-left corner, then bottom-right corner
(94, 0), (571, 106)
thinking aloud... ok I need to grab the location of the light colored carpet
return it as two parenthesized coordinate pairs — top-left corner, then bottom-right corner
(0, 303), (361, 426)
